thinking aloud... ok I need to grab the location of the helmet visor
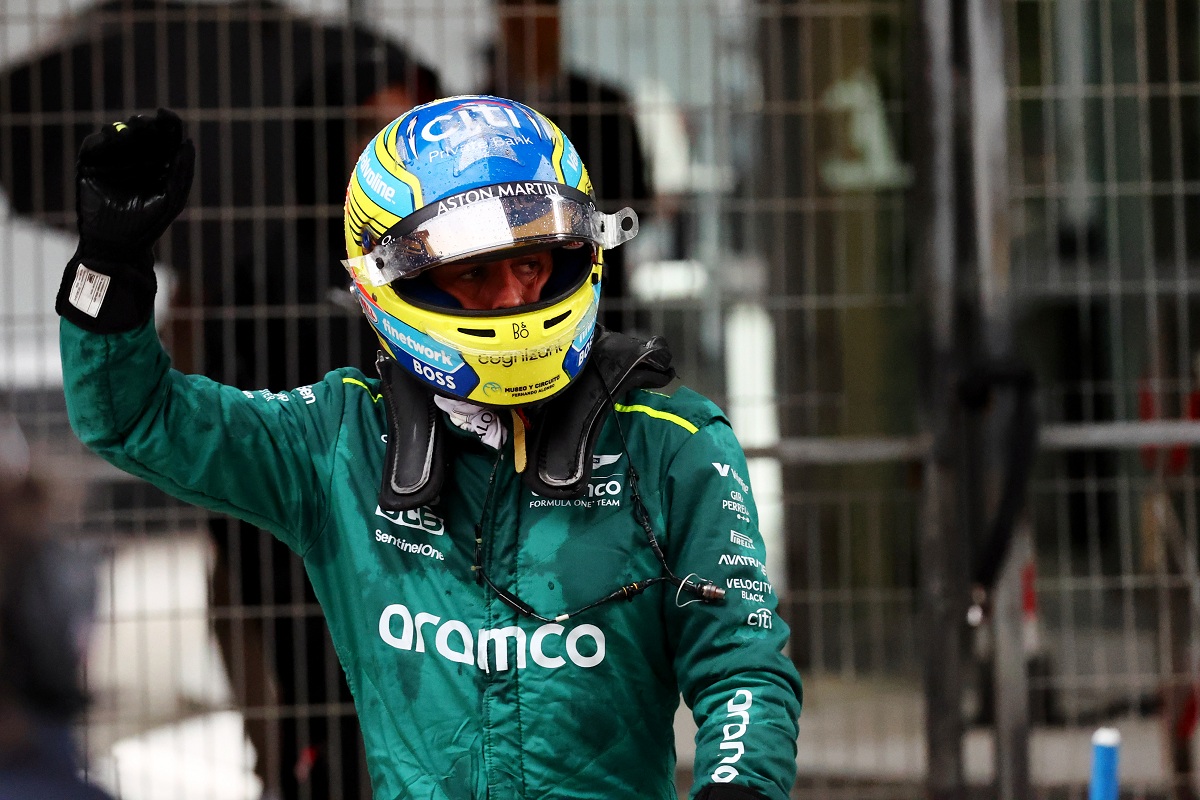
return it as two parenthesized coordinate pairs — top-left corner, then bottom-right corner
(344, 181), (638, 287)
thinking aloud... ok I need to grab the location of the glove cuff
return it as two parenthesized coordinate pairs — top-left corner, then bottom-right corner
(694, 784), (768, 800)
(55, 247), (156, 334)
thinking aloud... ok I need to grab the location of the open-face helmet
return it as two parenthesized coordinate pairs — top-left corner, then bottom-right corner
(342, 95), (638, 407)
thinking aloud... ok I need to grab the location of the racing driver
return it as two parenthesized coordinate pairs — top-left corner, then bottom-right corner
(56, 98), (802, 799)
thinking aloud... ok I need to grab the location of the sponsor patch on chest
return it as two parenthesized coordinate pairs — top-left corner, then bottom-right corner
(527, 454), (627, 510)
(375, 505), (445, 535)
(372, 506), (447, 562)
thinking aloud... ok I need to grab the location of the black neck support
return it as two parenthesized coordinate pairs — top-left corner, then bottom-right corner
(376, 328), (675, 511)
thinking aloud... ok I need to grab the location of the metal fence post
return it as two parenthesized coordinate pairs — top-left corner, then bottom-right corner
(965, 0), (1029, 798)
(911, 0), (966, 797)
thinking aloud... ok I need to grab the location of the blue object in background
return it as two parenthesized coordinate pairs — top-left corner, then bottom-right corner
(1089, 727), (1120, 800)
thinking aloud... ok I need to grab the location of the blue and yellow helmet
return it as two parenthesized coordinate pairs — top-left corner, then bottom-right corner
(343, 95), (638, 407)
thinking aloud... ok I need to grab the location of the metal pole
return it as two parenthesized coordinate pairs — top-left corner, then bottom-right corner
(967, 0), (1012, 348)
(965, 0), (1029, 797)
(991, 524), (1033, 800)
(911, 0), (965, 796)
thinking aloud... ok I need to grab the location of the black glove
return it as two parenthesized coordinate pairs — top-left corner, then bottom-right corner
(56, 108), (195, 333)
(694, 784), (768, 800)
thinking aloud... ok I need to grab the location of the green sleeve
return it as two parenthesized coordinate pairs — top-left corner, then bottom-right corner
(663, 421), (803, 800)
(60, 317), (344, 554)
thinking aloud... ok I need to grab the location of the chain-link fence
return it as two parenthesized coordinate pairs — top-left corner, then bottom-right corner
(3, 0), (1200, 798)
(1010, 1), (1200, 798)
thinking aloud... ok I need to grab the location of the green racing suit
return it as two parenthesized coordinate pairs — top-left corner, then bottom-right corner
(61, 318), (802, 800)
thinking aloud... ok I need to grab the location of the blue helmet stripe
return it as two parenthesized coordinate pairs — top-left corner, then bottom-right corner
(356, 139), (416, 218)
(560, 139), (584, 188)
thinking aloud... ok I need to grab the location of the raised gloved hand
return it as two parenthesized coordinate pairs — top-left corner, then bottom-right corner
(56, 108), (195, 333)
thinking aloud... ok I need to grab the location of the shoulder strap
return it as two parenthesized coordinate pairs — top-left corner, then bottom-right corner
(523, 328), (675, 499)
(376, 354), (445, 511)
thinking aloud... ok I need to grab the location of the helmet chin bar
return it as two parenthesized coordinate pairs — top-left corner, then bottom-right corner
(351, 259), (603, 408)
(427, 302), (597, 362)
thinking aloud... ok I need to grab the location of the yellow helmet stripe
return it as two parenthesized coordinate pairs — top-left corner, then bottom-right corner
(533, 110), (567, 184)
(347, 173), (401, 236)
(345, 176), (374, 229)
(346, 186), (379, 233)
(377, 119), (423, 208)
(577, 167), (593, 194)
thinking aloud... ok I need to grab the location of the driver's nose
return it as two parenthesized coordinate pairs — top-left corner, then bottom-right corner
(485, 265), (534, 310)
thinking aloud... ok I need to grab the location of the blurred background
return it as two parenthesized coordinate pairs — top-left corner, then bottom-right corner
(2, 0), (1200, 798)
